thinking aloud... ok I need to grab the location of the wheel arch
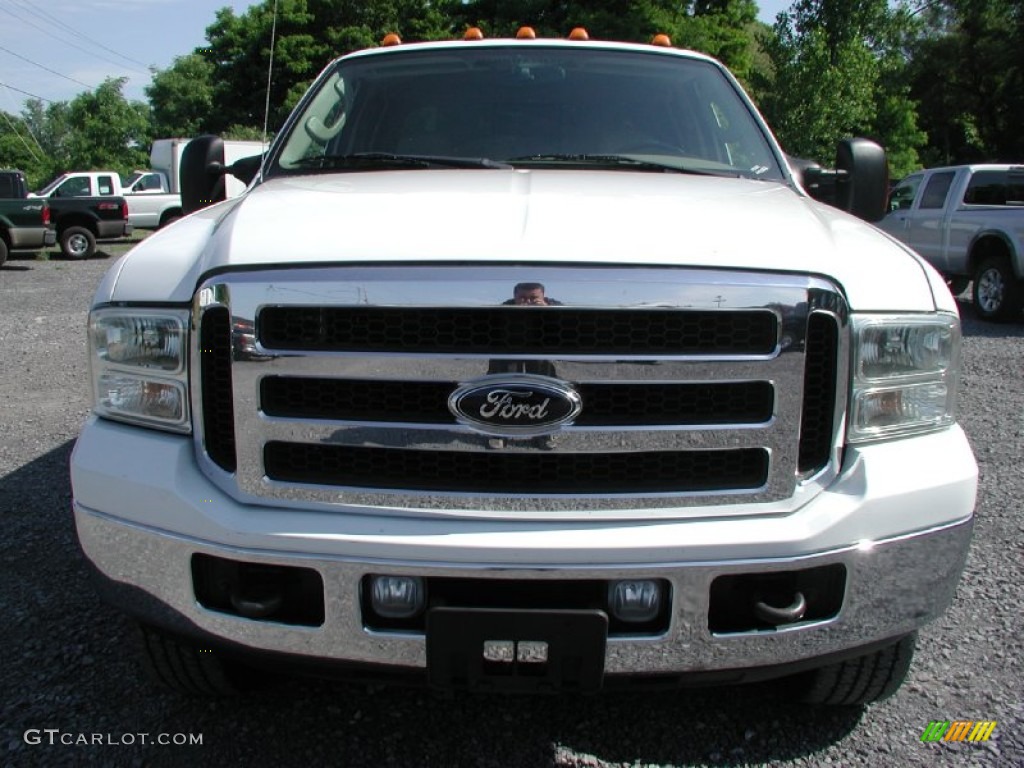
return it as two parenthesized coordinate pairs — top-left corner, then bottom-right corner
(54, 212), (98, 236)
(967, 231), (1017, 278)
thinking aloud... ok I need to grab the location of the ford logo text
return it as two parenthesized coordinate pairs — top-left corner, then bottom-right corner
(448, 375), (582, 436)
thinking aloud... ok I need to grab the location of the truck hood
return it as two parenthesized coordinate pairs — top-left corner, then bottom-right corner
(101, 169), (944, 311)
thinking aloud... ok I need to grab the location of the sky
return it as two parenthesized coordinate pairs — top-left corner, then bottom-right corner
(0, 0), (792, 113)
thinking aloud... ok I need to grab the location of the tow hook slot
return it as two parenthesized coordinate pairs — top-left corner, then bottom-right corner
(753, 591), (807, 625)
(229, 585), (284, 619)
(192, 553), (325, 626)
(708, 563), (845, 634)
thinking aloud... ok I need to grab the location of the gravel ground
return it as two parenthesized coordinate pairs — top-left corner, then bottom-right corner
(1, 244), (1021, 768)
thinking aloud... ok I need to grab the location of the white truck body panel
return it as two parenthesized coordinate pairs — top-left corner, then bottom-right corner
(99, 170), (945, 312)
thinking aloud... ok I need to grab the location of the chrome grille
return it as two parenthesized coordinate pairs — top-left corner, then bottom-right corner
(192, 266), (849, 519)
(264, 443), (770, 494)
(259, 306), (778, 355)
(259, 377), (775, 426)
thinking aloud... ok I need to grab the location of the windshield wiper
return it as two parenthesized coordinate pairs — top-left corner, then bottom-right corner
(289, 152), (513, 171)
(507, 154), (739, 177)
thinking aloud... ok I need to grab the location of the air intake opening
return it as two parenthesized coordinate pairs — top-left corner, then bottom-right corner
(200, 306), (236, 472)
(192, 553), (325, 627)
(708, 563), (846, 634)
(798, 312), (839, 474)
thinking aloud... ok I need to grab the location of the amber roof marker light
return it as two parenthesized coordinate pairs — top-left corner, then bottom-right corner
(464, 27), (484, 40)
(516, 26), (537, 39)
(381, 32), (402, 46)
(650, 34), (672, 47)
(568, 27), (589, 41)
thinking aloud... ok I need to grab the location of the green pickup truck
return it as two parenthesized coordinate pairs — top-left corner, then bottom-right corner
(0, 168), (132, 260)
(0, 170), (56, 266)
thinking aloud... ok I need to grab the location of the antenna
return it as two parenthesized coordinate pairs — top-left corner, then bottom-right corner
(262, 0), (279, 147)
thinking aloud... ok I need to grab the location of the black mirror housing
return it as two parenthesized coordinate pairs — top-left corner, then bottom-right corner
(797, 138), (889, 223)
(180, 135), (227, 215)
(834, 138), (888, 222)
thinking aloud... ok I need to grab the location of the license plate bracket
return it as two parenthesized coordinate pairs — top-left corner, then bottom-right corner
(426, 607), (608, 693)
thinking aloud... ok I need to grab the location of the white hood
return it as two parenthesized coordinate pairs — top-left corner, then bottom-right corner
(99, 169), (945, 312)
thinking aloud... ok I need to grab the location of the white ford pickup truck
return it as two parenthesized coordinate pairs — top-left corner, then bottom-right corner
(71, 33), (977, 703)
(878, 164), (1024, 321)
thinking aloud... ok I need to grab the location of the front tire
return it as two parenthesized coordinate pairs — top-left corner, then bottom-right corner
(972, 255), (1023, 321)
(0, 236), (8, 268)
(789, 633), (916, 706)
(138, 623), (249, 696)
(59, 226), (96, 260)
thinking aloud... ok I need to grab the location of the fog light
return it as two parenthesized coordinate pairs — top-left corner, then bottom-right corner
(369, 575), (424, 618)
(608, 580), (663, 623)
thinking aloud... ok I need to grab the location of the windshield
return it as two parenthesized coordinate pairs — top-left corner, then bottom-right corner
(271, 45), (785, 181)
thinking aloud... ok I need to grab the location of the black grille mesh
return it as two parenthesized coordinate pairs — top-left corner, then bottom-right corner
(798, 313), (839, 474)
(200, 307), (236, 472)
(264, 443), (770, 494)
(260, 377), (774, 426)
(258, 307), (778, 355)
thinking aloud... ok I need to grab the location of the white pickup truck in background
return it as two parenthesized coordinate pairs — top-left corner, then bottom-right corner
(33, 138), (266, 230)
(36, 170), (180, 230)
(878, 165), (1024, 321)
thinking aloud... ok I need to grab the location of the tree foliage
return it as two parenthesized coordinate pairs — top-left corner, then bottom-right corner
(906, 0), (1023, 165)
(0, 80), (149, 189)
(757, 0), (927, 178)
(0, 0), (1020, 185)
(146, 54), (215, 139)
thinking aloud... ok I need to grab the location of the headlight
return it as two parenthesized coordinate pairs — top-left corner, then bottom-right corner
(89, 308), (191, 432)
(848, 314), (960, 442)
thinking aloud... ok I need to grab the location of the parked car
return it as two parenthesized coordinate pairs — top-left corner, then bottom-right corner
(4, 169), (132, 258)
(34, 139), (266, 230)
(0, 169), (56, 266)
(877, 164), (1024, 320)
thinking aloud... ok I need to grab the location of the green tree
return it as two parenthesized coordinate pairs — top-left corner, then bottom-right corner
(758, 0), (926, 178)
(0, 110), (46, 183)
(907, 0), (1023, 164)
(199, 0), (458, 135)
(62, 78), (151, 174)
(146, 54), (215, 138)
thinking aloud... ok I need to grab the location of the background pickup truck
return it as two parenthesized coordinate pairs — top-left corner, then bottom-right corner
(2, 169), (131, 259)
(0, 169), (56, 266)
(35, 170), (177, 230)
(878, 164), (1024, 321)
(34, 139), (268, 230)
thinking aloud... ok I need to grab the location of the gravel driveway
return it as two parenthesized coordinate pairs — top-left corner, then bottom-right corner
(1, 247), (1021, 767)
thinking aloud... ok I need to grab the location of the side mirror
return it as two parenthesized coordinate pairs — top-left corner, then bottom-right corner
(180, 135), (227, 215)
(229, 154), (264, 187)
(181, 136), (265, 214)
(834, 138), (888, 222)
(797, 138), (889, 223)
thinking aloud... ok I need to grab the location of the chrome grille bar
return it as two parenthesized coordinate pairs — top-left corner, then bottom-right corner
(191, 265), (849, 519)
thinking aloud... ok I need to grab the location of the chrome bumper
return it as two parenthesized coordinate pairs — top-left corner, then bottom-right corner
(75, 505), (972, 676)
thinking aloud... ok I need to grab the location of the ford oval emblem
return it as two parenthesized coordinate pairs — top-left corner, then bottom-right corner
(448, 375), (582, 436)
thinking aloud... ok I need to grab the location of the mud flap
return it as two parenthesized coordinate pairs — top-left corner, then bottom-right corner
(426, 607), (608, 693)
